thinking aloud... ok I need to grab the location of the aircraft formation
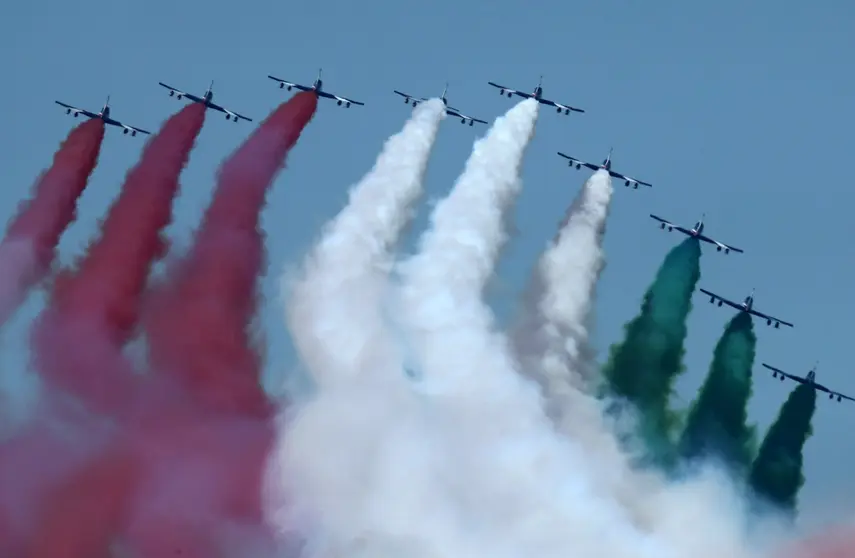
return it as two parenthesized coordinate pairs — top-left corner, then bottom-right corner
(53, 69), (850, 405)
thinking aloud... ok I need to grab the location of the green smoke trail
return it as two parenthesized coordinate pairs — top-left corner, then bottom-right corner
(678, 311), (757, 473)
(602, 237), (701, 459)
(748, 383), (817, 513)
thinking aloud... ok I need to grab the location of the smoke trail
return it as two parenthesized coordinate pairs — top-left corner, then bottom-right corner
(508, 171), (650, 507)
(782, 526), (855, 558)
(602, 237), (702, 460)
(679, 311), (757, 474)
(118, 93), (318, 558)
(0, 104), (207, 557)
(0, 405), (114, 558)
(286, 98), (445, 387)
(146, 92), (318, 417)
(511, 170), (612, 413)
(31, 102), (206, 417)
(0, 119), (104, 327)
(275, 100), (738, 558)
(748, 383), (817, 514)
(24, 447), (137, 558)
(272, 99), (540, 556)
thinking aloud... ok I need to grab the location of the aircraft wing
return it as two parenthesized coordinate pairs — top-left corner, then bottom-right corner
(445, 107), (487, 125)
(159, 82), (184, 94)
(697, 234), (743, 254)
(487, 81), (525, 97)
(208, 101), (252, 122)
(393, 90), (428, 104)
(223, 108), (252, 122)
(160, 83), (204, 103)
(540, 97), (585, 114)
(330, 93), (364, 106)
(315, 89), (364, 106)
(748, 307), (794, 328)
(267, 75), (313, 92)
(608, 169), (652, 187)
(699, 288), (744, 311)
(761, 363), (804, 383)
(118, 121), (151, 135)
(55, 101), (98, 119)
(830, 389), (855, 402)
(649, 215), (693, 235)
(557, 152), (601, 172)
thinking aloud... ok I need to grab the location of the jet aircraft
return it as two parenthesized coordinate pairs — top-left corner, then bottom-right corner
(487, 76), (584, 115)
(267, 69), (364, 108)
(698, 288), (793, 328)
(158, 81), (252, 122)
(393, 84), (487, 126)
(55, 96), (150, 136)
(761, 362), (854, 403)
(649, 214), (743, 254)
(557, 148), (652, 188)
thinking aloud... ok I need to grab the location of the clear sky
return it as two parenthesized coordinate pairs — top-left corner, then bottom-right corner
(1, 0), (853, 530)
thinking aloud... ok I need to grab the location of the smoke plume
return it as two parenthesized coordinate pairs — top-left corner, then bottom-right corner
(749, 383), (817, 514)
(602, 237), (702, 460)
(0, 119), (104, 327)
(679, 311), (757, 474)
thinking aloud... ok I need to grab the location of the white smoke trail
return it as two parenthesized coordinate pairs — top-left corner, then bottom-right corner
(509, 170), (664, 525)
(284, 99), (445, 388)
(270, 99), (546, 557)
(512, 169), (611, 395)
(270, 99), (770, 558)
(532, 169), (612, 390)
(397, 97), (538, 396)
(391, 99), (685, 558)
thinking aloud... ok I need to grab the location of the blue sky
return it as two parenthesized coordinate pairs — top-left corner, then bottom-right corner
(2, 0), (853, 528)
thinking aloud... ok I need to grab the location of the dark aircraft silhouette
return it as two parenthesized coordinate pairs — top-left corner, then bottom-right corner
(393, 83), (487, 126)
(487, 76), (584, 115)
(557, 148), (652, 188)
(158, 80), (252, 122)
(267, 69), (364, 108)
(55, 96), (150, 136)
(762, 362), (854, 402)
(698, 288), (793, 328)
(650, 214), (743, 254)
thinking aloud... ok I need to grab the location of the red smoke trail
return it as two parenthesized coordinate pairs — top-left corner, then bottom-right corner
(122, 92), (317, 554)
(32, 103), (207, 417)
(0, 119), (104, 326)
(146, 91), (318, 418)
(783, 527), (855, 558)
(0, 103), (205, 557)
(24, 447), (137, 558)
(13, 93), (317, 558)
(0, 414), (113, 558)
(4, 94), (315, 558)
